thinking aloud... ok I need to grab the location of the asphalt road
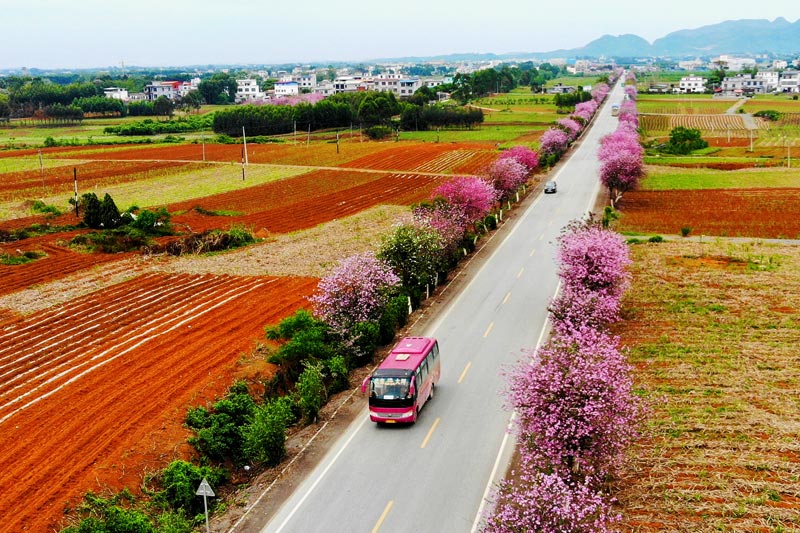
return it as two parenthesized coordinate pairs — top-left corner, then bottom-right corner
(249, 79), (626, 533)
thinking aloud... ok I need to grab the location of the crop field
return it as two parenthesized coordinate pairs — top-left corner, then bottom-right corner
(639, 114), (763, 136)
(614, 240), (800, 532)
(616, 188), (800, 239)
(636, 97), (735, 115)
(0, 272), (317, 532)
(0, 134), (507, 531)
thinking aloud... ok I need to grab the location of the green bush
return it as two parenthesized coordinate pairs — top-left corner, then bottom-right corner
(378, 295), (410, 345)
(754, 109), (781, 121)
(663, 126), (708, 155)
(242, 396), (296, 466)
(365, 125), (393, 140)
(648, 235), (664, 243)
(61, 490), (155, 533)
(681, 227), (692, 237)
(185, 382), (255, 464)
(297, 361), (327, 424)
(159, 460), (228, 517)
(349, 320), (381, 365)
(324, 354), (350, 394)
(265, 310), (340, 385)
(31, 199), (62, 217)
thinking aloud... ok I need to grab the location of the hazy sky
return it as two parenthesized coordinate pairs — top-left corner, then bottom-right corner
(2, 0), (799, 69)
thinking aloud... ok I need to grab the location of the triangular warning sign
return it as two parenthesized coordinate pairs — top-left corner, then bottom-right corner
(196, 477), (215, 497)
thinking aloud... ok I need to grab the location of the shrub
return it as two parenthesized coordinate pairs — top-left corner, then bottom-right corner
(61, 490), (155, 533)
(185, 381), (255, 464)
(265, 310), (340, 384)
(378, 294), (410, 344)
(80, 192), (102, 229)
(663, 126), (708, 155)
(681, 226), (692, 237)
(648, 235), (664, 243)
(159, 460), (228, 516)
(242, 396), (296, 466)
(297, 361), (327, 424)
(324, 354), (350, 394)
(378, 222), (444, 291)
(100, 193), (122, 229)
(365, 125), (392, 139)
(31, 199), (62, 217)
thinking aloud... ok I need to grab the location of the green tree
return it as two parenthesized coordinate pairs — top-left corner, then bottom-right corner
(378, 222), (444, 292)
(664, 126), (708, 155)
(242, 396), (296, 466)
(153, 96), (174, 119)
(81, 192), (102, 229)
(177, 90), (202, 114)
(99, 193), (121, 229)
(297, 361), (327, 424)
(0, 93), (11, 121)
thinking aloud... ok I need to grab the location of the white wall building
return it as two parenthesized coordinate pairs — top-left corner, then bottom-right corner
(755, 71), (780, 92)
(678, 76), (706, 93)
(312, 80), (335, 97)
(103, 87), (129, 101)
(274, 81), (300, 97)
(235, 79), (264, 103)
(719, 74), (765, 96)
(144, 81), (180, 101)
(779, 70), (799, 93)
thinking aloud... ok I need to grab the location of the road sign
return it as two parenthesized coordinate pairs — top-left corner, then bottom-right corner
(196, 478), (215, 497)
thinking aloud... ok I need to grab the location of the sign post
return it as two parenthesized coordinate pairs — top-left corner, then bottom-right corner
(196, 477), (215, 533)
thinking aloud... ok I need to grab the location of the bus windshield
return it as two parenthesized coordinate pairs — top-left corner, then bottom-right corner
(369, 376), (411, 401)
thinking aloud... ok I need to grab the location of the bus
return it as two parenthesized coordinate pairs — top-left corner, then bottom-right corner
(361, 337), (440, 424)
(611, 103), (620, 116)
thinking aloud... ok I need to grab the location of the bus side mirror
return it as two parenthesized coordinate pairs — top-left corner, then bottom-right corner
(360, 376), (370, 394)
(409, 376), (416, 397)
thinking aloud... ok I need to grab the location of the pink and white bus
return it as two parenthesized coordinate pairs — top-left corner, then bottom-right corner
(361, 337), (440, 424)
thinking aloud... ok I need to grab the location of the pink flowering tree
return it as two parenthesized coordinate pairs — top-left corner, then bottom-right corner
(598, 128), (642, 163)
(309, 252), (400, 335)
(600, 151), (644, 208)
(624, 84), (638, 101)
(498, 145), (539, 172)
(574, 99), (598, 121)
(556, 117), (583, 142)
(508, 328), (643, 477)
(485, 472), (619, 533)
(431, 176), (498, 224)
(413, 200), (469, 261)
(486, 158), (529, 200)
(592, 83), (610, 103)
(539, 127), (569, 157)
(557, 220), (632, 296)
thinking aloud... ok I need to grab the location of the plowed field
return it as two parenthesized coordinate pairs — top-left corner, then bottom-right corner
(0, 234), (130, 297)
(0, 160), (195, 199)
(340, 141), (495, 172)
(0, 272), (317, 533)
(169, 170), (447, 234)
(616, 188), (800, 238)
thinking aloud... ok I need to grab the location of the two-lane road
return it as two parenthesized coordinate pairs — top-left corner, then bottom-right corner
(237, 79), (626, 533)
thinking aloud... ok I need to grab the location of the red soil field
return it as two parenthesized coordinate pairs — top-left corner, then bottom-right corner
(0, 272), (317, 532)
(0, 234), (130, 297)
(0, 160), (196, 198)
(340, 141), (495, 172)
(616, 188), (800, 238)
(168, 170), (447, 234)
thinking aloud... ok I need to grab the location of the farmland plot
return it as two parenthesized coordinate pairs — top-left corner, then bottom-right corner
(0, 272), (317, 533)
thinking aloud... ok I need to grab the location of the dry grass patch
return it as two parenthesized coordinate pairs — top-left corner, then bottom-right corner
(614, 239), (800, 532)
(150, 204), (412, 278)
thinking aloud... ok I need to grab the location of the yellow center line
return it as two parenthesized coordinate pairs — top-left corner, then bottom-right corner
(538, 233), (545, 240)
(502, 292), (511, 305)
(529, 248), (536, 257)
(458, 361), (472, 384)
(372, 500), (394, 533)
(421, 417), (441, 449)
(517, 267), (524, 278)
(483, 321), (494, 338)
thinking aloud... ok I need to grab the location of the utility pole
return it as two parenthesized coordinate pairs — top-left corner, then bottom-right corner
(73, 167), (79, 217)
(242, 126), (248, 165)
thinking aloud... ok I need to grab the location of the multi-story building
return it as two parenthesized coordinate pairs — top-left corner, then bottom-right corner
(678, 76), (706, 93)
(719, 74), (765, 96)
(778, 70), (799, 93)
(103, 87), (129, 101)
(755, 71), (780, 92)
(274, 80), (300, 97)
(235, 79), (264, 103)
(144, 81), (180, 101)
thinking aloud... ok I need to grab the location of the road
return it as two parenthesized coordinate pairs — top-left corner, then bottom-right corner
(240, 79), (625, 533)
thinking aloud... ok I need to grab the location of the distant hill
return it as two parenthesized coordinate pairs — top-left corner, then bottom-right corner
(372, 18), (800, 63)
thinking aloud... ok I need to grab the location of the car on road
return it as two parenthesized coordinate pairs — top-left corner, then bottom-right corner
(544, 181), (557, 194)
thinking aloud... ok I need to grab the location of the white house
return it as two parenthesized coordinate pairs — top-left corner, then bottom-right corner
(103, 87), (129, 101)
(678, 76), (706, 94)
(333, 76), (366, 94)
(281, 73), (317, 91)
(235, 79), (264, 103)
(719, 74), (766, 97)
(312, 80), (335, 97)
(143, 81), (180, 101)
(274, 81), (299, 97)
(779, 70), (799, 93)
(755, 71), (780, 92)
